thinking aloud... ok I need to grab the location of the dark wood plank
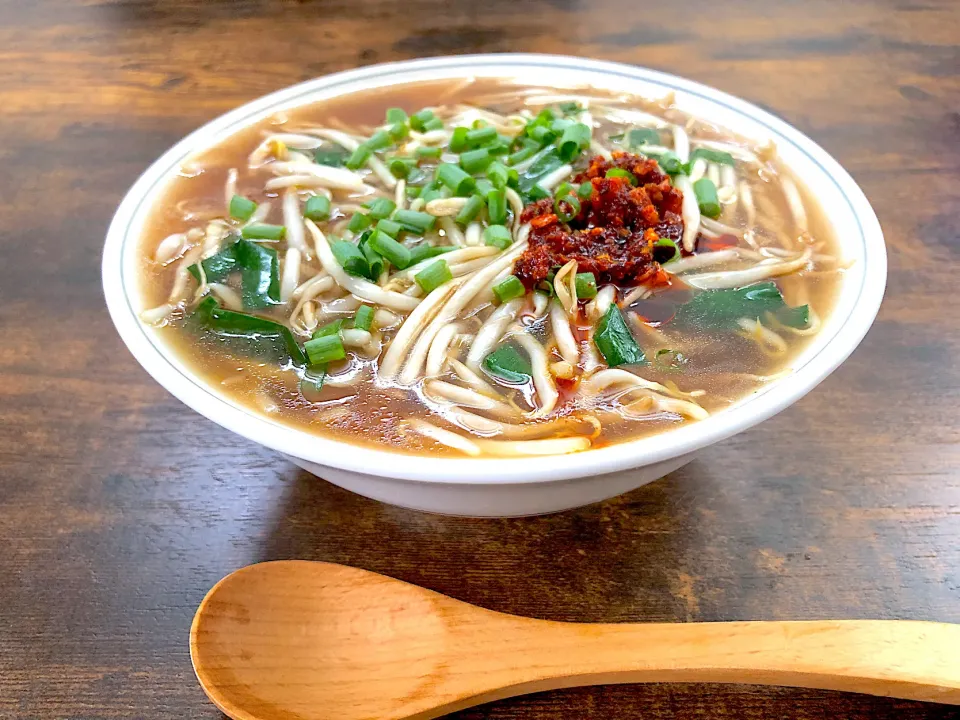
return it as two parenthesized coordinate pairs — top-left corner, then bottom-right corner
(1, 0), (958, 718)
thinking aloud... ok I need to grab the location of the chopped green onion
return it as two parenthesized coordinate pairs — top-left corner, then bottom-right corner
(415, 259), (453, 293)
(689, 147), (736, 166)
(421, 187), (445, 204)
(553, 184), (581, 223)
(405, 184), (422, 199)
(693, 177), (722, 218)
(474, 177), (495, 197)
(517, 148), (563, 195)
(455, 194), (485, 225)
(314, 147), (350, 167)
(483, 344), (531, 384)
(529, 125), (556, 145)
(416, 146), (442, 160)
(575, 272), (598, 299)
(626, 127), (661, 147)
(487, 140), (510, 156)
(312, 318), (344, 340)
(558, 123), (591, 161)
(393, 208), (436, 234)
(410, 109), (436, 132)
(507, 142), (539, 166)
(408, 243), (456, 265)
(360, 238), (384, 281)
(241, 224), (285, 241)
(594, 305), (647, 367)
(345, 145), (371, 170)
(559, 101), (581, 115)
(466, 125), (498, 146)
(605, 168), (637, 184)
(304, 195), (331, 222)
(486, 189), (507, 225)
(376, 218), (403, 238)
(388, 156), (416, 179)
(492, 275), (525, 304)
(364, 197), (396, 220)
(450, 127), (470, 153)
(353, 305), (375, 332)
(386, 108), (408, 124)
(654, 237), (680, 263)
(388, 122), (408, 142)
(330, 240), (369, 277)
(486, 161), (512, 190)
(346, 213), (371, 234)
(655, 348), (687, 372)
(304, 333), (346, 365)
(577, 181), (594, 200)
(423, 116), (444, 131)
(550, 118), (574, 133)
(483, 224), (512, 250)
(647, 150), (684, 175)
(229, 195), (258, 222)
(460, 147), (492, 174)
(436, 163), (476, 196)
(368, 229), (412, 269)
(365, 130), (392, 152)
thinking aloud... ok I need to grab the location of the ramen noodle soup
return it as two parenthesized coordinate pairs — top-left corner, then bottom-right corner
(138, 80), (846, 458)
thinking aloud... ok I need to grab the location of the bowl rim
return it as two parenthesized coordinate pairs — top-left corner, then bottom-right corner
(102, 53), (886, 485)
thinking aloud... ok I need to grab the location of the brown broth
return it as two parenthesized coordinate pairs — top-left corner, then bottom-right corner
(136, 80), (844, 457)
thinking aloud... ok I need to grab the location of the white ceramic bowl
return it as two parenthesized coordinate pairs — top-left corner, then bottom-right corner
(103, 54), (885, 517)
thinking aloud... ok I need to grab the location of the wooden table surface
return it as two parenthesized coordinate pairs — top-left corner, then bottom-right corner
(2, 1), (959, 718)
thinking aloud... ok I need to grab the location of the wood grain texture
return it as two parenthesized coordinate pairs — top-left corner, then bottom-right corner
(190, 561), (960, 720)
(0, 0), (958, 718)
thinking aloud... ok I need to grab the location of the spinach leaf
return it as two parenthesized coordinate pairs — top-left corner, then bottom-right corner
(672, 281), (809, 330)
(595, 305), (647, 367)
(191, 297), (306, 366)
(484, 344), (532, 384)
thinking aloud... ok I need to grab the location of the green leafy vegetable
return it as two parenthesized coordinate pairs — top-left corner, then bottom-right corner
(689, 147), (735, 166)
(672, 281), (810, 330)
(483, 344), (532, 384)
(595, 305), (647, 367)
(236, 239), (281, 309)
(314, 146), (351, 167)
(626, 127), (661, 148)
(191, 297), (305, 366)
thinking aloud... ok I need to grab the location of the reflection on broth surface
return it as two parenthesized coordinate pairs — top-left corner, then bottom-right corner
(137, 79), (845, 458)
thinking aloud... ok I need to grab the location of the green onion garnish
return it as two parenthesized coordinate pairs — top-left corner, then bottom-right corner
(416, 146), (442, 160)
(388, 157), (416, 179)
(455, 194), (485, 225)
(486, 189), (507, 225)
(423, 116), (444, 131)
(492, 275), (525, 304)
(368, 229), (412, 269)
(486, 161), (510, 189)
(365, 198), (396, 220)
(693, 177), (722, 218)
(408, 243), (456, 265)
(345, 145), (371, 170)
(376, 218), (403, 238)
(553, 183), (581, 223)
(229, 195), (258, 222)
(353, 305), (375, 332)
(648, 150), (684, 175)
(459, 148), (492, 174)
(558, 123), (591, 161)
(329, 240), (369, 278)
(594, 305), (647, 367)
(529, 125), (556, 145)
(577, 181), (594, 200)
(449, 127), (470, 153)
(346, 213), (371, 234)
(626, 127), (660, 148)
(388, 122), (408, 142)
(655, 237), (680, 263)
(241, 224), (285, 240)
(303, 195), (331, 221)
(483, 224), (512, 250)
(386, 108), (408, 124)
(436, 163), (476, 196)
(409, 109), (434, 132)
(304, 333), (346, 365)
(474, 178), (495, 197)
(393, 209), (436, 234)
(465, 125), (498, 147)
(365, 130), (392, 152)
(415, 259), (453, 293)
(507, 143), (538, 166)
(575, 272), (598, 299)
(312, 318), (344, 339)
(605, 168), (637, 184)
(314, 147), (351, 167)
(360, 237), (384, 281)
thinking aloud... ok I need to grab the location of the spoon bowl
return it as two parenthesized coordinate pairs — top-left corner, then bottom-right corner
(191, 561), (960, 720)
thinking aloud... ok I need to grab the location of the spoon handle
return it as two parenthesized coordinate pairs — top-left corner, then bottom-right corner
(492, 618), (960, 705)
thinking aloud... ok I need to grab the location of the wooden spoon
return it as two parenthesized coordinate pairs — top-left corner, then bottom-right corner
(191, 561), (960, 719)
